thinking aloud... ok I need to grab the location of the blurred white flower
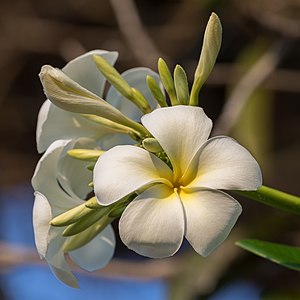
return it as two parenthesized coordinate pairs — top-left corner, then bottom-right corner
(94, 106), (262, 258)
(32, 138), (115, 288)
(37, 50), (160, 153)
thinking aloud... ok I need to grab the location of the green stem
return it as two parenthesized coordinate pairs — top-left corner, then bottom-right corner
(234, 185), (300, 216)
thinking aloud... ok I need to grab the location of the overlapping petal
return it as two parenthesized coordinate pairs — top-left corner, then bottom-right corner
(182, 136), (262, 190)
(57, 138), (95, 200)
(32, 139), (81, 215)
(142, 106), (212, 180)
(94, 145), (173, 205)
(119, 185), (185, 258)
(180, 189), (242, 256)
(32, 139), (116, 287)
(106, 67), (161, 121)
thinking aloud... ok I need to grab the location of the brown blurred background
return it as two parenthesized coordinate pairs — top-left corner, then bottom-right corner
(0, 0), (299, 299)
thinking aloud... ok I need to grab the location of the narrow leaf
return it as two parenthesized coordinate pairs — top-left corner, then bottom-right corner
(236, 239), (300, 271)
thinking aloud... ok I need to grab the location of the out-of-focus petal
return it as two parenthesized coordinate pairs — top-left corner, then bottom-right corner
(119, 185), (185, 258)
(63, 50), (118, 97)
(69, 225), (115, 272)
(142, 106), (212, 181)
(57, 138), (95, 200)
(180, 189), (242, 256)
(36, 100), (109, 153)
(94, 145), (173, 205)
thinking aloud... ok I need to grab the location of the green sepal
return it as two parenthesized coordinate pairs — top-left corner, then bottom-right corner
(87, 161), (96, 171)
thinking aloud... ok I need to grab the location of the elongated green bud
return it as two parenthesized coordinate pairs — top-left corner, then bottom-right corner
(146, 76), (167, 107)
(142, 137), (163, 153)
(190, 13), (222, 106)
(131, 88), (152, 113)
(67, 149), (104, 161)
(39, 65), (149, 137)
(62, 208), (111, 237)
(50, 202), (93, 227)
(92, 54), (132, 99)
(82, 114), (141, 137)
(63, 216), (113, 252)
(93, 55), (151, 114)
(158, 58), (179, 106)
(174, 65), (189, 105)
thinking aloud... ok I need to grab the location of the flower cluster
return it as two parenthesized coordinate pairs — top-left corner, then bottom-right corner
(32, 13), (262, 287)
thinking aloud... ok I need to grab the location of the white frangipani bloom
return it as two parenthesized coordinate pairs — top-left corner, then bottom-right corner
(94, 106), (262, 258)
(32, 138), (115, 288)
(37, 50), (160, 153)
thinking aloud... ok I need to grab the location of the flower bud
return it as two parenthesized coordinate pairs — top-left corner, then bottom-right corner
(174, 65), (189, 105)
(158, 58), (178, 106)
(142, 137), (163, 153)
(146, 75), (167, 107)
(190, 13), (222, 106)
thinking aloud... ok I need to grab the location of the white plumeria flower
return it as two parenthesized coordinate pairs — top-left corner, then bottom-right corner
(32, 138), (115, 288)
(37, 50), (160, 153)
(94, 106), (262, 258)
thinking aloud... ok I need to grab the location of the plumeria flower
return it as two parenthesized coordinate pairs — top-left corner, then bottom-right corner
(32, 138), (115, 287)
(94, 106), (262, 258)
(37, 50), (160, 153)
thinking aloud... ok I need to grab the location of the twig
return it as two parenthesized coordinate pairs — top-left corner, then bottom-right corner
(109, 0), (164, 68)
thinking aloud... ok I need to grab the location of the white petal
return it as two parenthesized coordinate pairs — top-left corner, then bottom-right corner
(94, 145), (173, 205)
(46, 234), (79, 288)
(32, 192), (52, 258)
(63, 50), (118, 97)
(119, 185), (185, 258)
(183, 136), (262, 190)
(36, 100), (109, 153)
(142, 106), (212, 180)
(32, 139), (82, 215)
(69, 225), (115, 272)
(57, 138), (95, 200)
(180, 189), (242, 256)
(106, 67), (161, 121)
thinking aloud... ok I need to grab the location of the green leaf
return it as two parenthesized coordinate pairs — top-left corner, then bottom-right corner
(236, 239), (300, 271)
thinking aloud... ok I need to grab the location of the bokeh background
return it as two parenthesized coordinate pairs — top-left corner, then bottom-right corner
(0, 0), (300, 299)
